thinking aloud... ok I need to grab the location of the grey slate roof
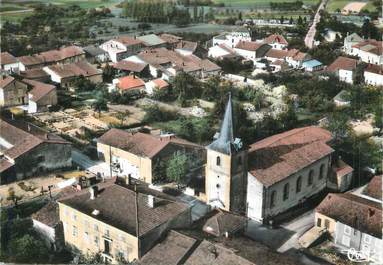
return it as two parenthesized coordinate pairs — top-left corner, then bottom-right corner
(83, 45), (107, 56)
(207, 94), (239, 155)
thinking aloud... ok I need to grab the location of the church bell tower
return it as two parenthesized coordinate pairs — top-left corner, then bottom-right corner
(205, 94), (247, 213)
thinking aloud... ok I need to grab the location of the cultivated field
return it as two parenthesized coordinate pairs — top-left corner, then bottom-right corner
(326, 0), (373, 12)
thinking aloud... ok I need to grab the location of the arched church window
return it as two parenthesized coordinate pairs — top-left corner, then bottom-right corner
(308, 170), (314, 186)
(283, 183), (289, 201)
(296, 176), (302, 193)
(216, 156), (221, 166)
(319, 164), (325, 179)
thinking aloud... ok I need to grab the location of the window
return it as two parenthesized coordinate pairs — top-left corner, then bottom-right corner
(344, 225), (351, 235)
(317, 218), (322, 227)
(84, 232), (89, 242)
(72, 213), (77, 221)
(64, 208), (69, 216)
(283, 183), (289, 201)
(94, 224), (99, 232)
(342, 235), (350, 247)
(83, 219), (89, 228)
(270, 191), (276, 208)
(94, 236), (99, 246)
(364, 235), (371, 244)
(325, 219), (330, 229)
(216, 156), (221, 166)
(319, 164), (325, 179)
(105, 229), (110, 237)
(308, 170), (314, 186)
(72, 226), (78, 237)
(296, 176), (302, 193)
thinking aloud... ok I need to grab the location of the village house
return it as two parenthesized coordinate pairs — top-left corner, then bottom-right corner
(43, 61), (102, 87)
(83, 45), (109, 64)
(346, 39), (383, 65)
(22, 79), (57, 113)
(96, 129), (204, 184)
(138, 34), (167, 49)
(174, 40), (198, 56)
(1, 52), (20, 73)
(326, 56), (358, 84)
(0, 119), (72, 184)
(100, 36), (143, 63)
(208, 44), (239, 60)
(343, 33), (363, 54)
(315, 193), (382, 263)
(302, 59), (324, 72)
(285, 49), (311, 68)
(202, 209), (248, 237)
(0, 76), (29, 107)
(112, 75), (145, 94)
(364, 64), (383, 86)
(234, 41), (271, 63)
(262, 34), (288, 50)
(125, 48), (220, 80)
(204, 96), (351, 223)
(159, 33), (183, 49)
(18, 46), (85, 71)
(112, 60), (149, 77)
(264, 48), (289, 62)
(212, 28), (252, 48)
(19, 68), (50, 82)
(58, 178), (191, 263)
(144, 78), (169, 95)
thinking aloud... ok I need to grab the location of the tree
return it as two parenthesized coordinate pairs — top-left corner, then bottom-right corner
(166, 152), (189, 189)
(92, 97), (108, 117)
(325, 111), (351, 145)
(116, 110), (130, 126)
(8, 234), (49, 263)
(103, 63), (116, 82)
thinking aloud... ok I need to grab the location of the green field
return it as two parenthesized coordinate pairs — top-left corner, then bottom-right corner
(213, 0), (320, 8)
(326, 0), (374, 13)
(0, 0), (121, 23)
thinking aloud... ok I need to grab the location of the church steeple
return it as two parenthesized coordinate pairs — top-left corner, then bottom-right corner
(208, 94), (242, 155)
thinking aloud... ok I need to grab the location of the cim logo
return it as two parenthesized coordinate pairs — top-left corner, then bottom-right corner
(345, 248), (383, 264)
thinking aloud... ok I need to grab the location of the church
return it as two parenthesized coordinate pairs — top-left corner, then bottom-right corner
(204, 95), (353, 223)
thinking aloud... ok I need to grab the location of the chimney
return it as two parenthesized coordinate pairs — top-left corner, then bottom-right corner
(89, 186), (98, 200)
(147, 194), (154, 208)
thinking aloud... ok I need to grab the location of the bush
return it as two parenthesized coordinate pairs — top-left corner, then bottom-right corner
(143, 105), (178, 123)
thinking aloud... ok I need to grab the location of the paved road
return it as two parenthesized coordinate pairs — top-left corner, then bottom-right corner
(304, 0), (328, 49)
(246, 210), (329, 265)
(71, 149), (110, 178)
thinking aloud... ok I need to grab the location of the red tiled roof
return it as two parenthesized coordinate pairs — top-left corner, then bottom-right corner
(326, 56), (358, 72)
(365, 175), (382, 200)
(20, 68), (49, 79)
(115, 36), (143, 47)
(248, 127), (334, 186)
(18, 46), (84, 66)
(265, 49), (288, 59)
(316, 193), (382, 238)
(333, 159), (353, 177)
(352, 39), (383, 55)
(264, 34), (288, 45)
(22, 79), (56, 102)
(365, 64), (383, 75)
(113, 61), (147, 72)
(0, 76), (15, 89)
(98, 129), (200, 158)
(151, 78), (169, 89)
(1, 52), (18, 65)
(176, 40), (198, 52)
(235, 41), (264, 51)
(117, 75), (145, 91)
(159, 33), (183, 44)
(47, 61), (101, 78)
(18, 54), (44, 67)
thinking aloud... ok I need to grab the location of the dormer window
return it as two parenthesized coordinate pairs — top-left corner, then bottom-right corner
(216, 156), (221, 166)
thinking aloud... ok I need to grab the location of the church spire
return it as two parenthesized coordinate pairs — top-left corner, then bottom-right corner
(208, 93), (240, 155)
